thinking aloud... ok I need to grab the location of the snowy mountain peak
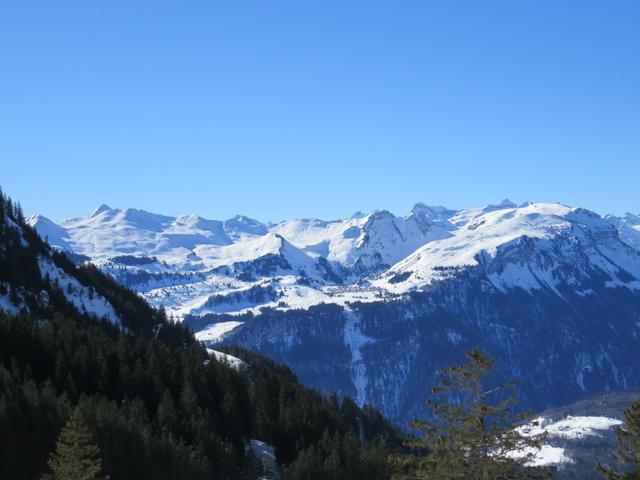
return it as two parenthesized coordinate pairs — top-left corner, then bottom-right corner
(483, 198), (517, 212)
(26, 214), (57, 230)
(91, 203), (113, 217)
(266, 232), (287, 249)
(26, 214), (72, 251)
(119, 208), (174, 230)
(365, 210), (395, 223)
(409, 202), (451, 214)
(231, 214), (256, 224)
(406, 203), (457, 225)
(224, 214), (268, 238)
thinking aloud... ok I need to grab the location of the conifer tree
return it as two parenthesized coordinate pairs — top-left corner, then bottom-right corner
(597, 398), (640, 479)
(43, 409), (108, 480)
(157, 388), (179, 434)
(392, 349), (554, 480)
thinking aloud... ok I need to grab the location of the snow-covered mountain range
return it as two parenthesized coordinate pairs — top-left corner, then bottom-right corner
(28, 200), (640, 425)
(28, 200), (640, 321)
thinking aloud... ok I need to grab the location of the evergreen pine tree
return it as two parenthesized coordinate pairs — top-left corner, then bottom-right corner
(597, 398), (640, 479)
(157, 388), (179, 434)
(392, 349), (554, 480)
(42, 409), (108, 480)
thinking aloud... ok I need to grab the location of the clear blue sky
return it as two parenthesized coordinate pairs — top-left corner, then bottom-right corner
(2, 1), (639, 222)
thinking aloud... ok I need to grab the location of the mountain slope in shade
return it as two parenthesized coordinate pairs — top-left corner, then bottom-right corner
(219, 274), (640, 426)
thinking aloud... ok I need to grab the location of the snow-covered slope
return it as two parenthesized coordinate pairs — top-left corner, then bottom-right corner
(38, 256), (119, 323)
(27, 214), (74, 251)
(375, 203), (640, 294)
(510, 391), (640, 478)
(606, 212), (640, 251)
(1, 209), (121, 324)
(205, 348), (245, 370)
(507, 415), (622, 469)
(519, 415), (622, 444)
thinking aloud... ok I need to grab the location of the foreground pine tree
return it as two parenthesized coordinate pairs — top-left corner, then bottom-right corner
(392, 349), (555, 480)
(597, 399), (640, 479)
(42, 409), (108, 480)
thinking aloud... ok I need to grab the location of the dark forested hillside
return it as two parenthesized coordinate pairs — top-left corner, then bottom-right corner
(0, 189), (401, 479)
(0, 311), (400, 479)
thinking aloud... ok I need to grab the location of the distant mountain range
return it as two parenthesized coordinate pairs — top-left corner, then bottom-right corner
(27, 200), (640, 317)
(28, 200), (640, 426)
